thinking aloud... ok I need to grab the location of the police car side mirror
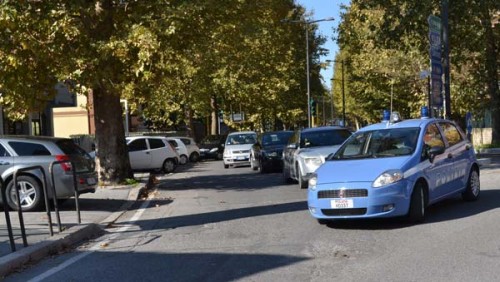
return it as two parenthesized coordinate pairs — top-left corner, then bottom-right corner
(429, 146), (445, 163)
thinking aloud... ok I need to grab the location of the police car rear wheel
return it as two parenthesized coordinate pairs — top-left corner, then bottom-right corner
(462, 169), (480, 201)
(408, 183), (425, 223)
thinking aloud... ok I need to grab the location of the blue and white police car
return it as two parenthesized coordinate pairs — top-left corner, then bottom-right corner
(307, 113), (480, 224)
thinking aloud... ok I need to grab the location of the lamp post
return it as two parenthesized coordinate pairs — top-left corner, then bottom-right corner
(282, 17), (335, 128)
(330, 59), (346, 126)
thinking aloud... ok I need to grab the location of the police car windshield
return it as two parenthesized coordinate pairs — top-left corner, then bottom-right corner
(329, 127), (420, 160)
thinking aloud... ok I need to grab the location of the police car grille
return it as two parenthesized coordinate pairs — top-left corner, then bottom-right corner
(317, 189), (368, 199)
(233, 150), (250, 154)
(321, 208), (367, 216)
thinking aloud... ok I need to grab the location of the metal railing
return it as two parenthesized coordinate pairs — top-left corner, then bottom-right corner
(1, 160), (82, 253)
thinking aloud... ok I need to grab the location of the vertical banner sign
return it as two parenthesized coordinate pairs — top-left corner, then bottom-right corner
(428, 15), (443, 109)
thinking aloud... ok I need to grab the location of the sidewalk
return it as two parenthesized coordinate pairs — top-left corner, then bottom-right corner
(0, 173), (154, 278)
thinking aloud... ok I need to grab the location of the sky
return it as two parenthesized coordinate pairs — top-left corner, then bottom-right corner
(295, 0), (351, 86)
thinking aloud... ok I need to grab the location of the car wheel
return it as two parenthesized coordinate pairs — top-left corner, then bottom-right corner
(282, 166), (293, 184)
(298, 172), (308, 189)
(6, 175), (44, 212)
(259, 162), (267, 174)
(189, 152), (200, 162)
(297, 164), (307, 189)
(162, 159), (176, 173)
(251, 156), (258, 171)
(408, 182), (426, 223)
(179, 155), (188, 165)
(462, 168), (480, 201)
(216, 152), (223, 160)
(224, 164), (229, 169)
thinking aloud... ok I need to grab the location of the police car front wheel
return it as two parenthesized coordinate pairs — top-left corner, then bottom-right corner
(408, 182), (426, 223)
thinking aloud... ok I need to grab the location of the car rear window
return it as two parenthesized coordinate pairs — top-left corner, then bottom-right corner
(56, 139), (89, 156)
(301, 129), (351, 148)
(9, 141), (51, 156)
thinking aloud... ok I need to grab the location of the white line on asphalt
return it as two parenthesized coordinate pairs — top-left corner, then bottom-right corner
(27, 199), (151, 282)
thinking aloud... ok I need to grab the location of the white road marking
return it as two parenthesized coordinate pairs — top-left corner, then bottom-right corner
(27, 199), (151, 282)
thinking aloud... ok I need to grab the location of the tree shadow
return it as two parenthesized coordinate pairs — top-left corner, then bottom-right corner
(5, 251), (310, 282)
(123, 200), (307, 231)
(157, 171), (289, 191)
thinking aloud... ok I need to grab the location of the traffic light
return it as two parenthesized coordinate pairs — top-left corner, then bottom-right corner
(310, 99), (317, 117)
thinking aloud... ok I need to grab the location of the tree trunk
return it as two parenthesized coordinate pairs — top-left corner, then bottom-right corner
(93, 87), (133, 185)
(480, 2), (500, 143)
(210, 95), (217, 135)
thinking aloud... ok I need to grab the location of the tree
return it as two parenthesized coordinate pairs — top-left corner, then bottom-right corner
(335, 0), (499, 135)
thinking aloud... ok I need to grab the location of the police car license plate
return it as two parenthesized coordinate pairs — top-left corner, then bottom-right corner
(236, 156), (246, 160)
(331, 199), (353, 209)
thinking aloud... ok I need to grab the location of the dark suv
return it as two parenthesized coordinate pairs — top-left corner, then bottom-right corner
(0, 136), (97, 211)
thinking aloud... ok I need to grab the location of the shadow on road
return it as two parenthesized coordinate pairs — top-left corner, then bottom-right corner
(4, 251), (309, 282)
(127, 200), (307, 231)
(323, 189), (500, 230)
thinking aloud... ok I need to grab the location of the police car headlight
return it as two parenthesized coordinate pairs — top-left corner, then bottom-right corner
(373, 170), (404, 187)
(304, 157), (323, 170)
(210, 148), (218, 153)
(308, 173), (318, 191)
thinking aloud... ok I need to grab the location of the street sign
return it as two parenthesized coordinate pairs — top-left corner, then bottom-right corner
(428, 15), (442, 108)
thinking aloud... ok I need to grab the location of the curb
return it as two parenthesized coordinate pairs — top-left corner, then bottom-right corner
(0, 174), (155, 278)
(477, 158), (491, 167)
(0, 223), (103, 278)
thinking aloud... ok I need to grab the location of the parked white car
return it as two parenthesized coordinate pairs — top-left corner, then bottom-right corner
(223, 131), (257, 168)
(166, 137), (190, 165)
(126, 136), (179, 173)
(175, 137), (201, 162)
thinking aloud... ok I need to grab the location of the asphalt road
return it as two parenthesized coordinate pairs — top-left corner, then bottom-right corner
(5, 160), (500, 281)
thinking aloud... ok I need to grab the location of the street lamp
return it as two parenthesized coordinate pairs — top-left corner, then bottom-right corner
(282, 17), (335, 128)
(330, 59), (346, 126)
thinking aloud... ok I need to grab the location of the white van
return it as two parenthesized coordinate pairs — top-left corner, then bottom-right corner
(223, 131), (257, 168)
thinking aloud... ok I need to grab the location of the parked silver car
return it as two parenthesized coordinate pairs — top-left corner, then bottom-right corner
(283, 126), (352, 188)
(0, 136), (97, 211)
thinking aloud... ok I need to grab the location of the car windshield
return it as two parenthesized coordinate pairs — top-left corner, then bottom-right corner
(261, 132), (293, 146)
(201, 136), (222, 145)
(227, 133), (256, 145)
(300, 129), (351, 148)
(329, 127), (420, 160)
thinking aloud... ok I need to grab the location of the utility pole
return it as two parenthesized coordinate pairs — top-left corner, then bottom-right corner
(441, 0), (451, 119)
(341, 60), (345, 126)
(281, 17), (335, 128)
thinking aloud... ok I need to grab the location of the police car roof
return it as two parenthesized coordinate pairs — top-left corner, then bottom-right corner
(359, 118), (448, 132)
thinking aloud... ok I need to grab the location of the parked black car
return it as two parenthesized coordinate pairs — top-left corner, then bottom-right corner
(199, 134), (227, 160)
(250, 130), (294, 173)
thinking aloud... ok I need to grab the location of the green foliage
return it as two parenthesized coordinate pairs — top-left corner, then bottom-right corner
(123, 178), (138, 185)
(335, 0), (499, 128)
